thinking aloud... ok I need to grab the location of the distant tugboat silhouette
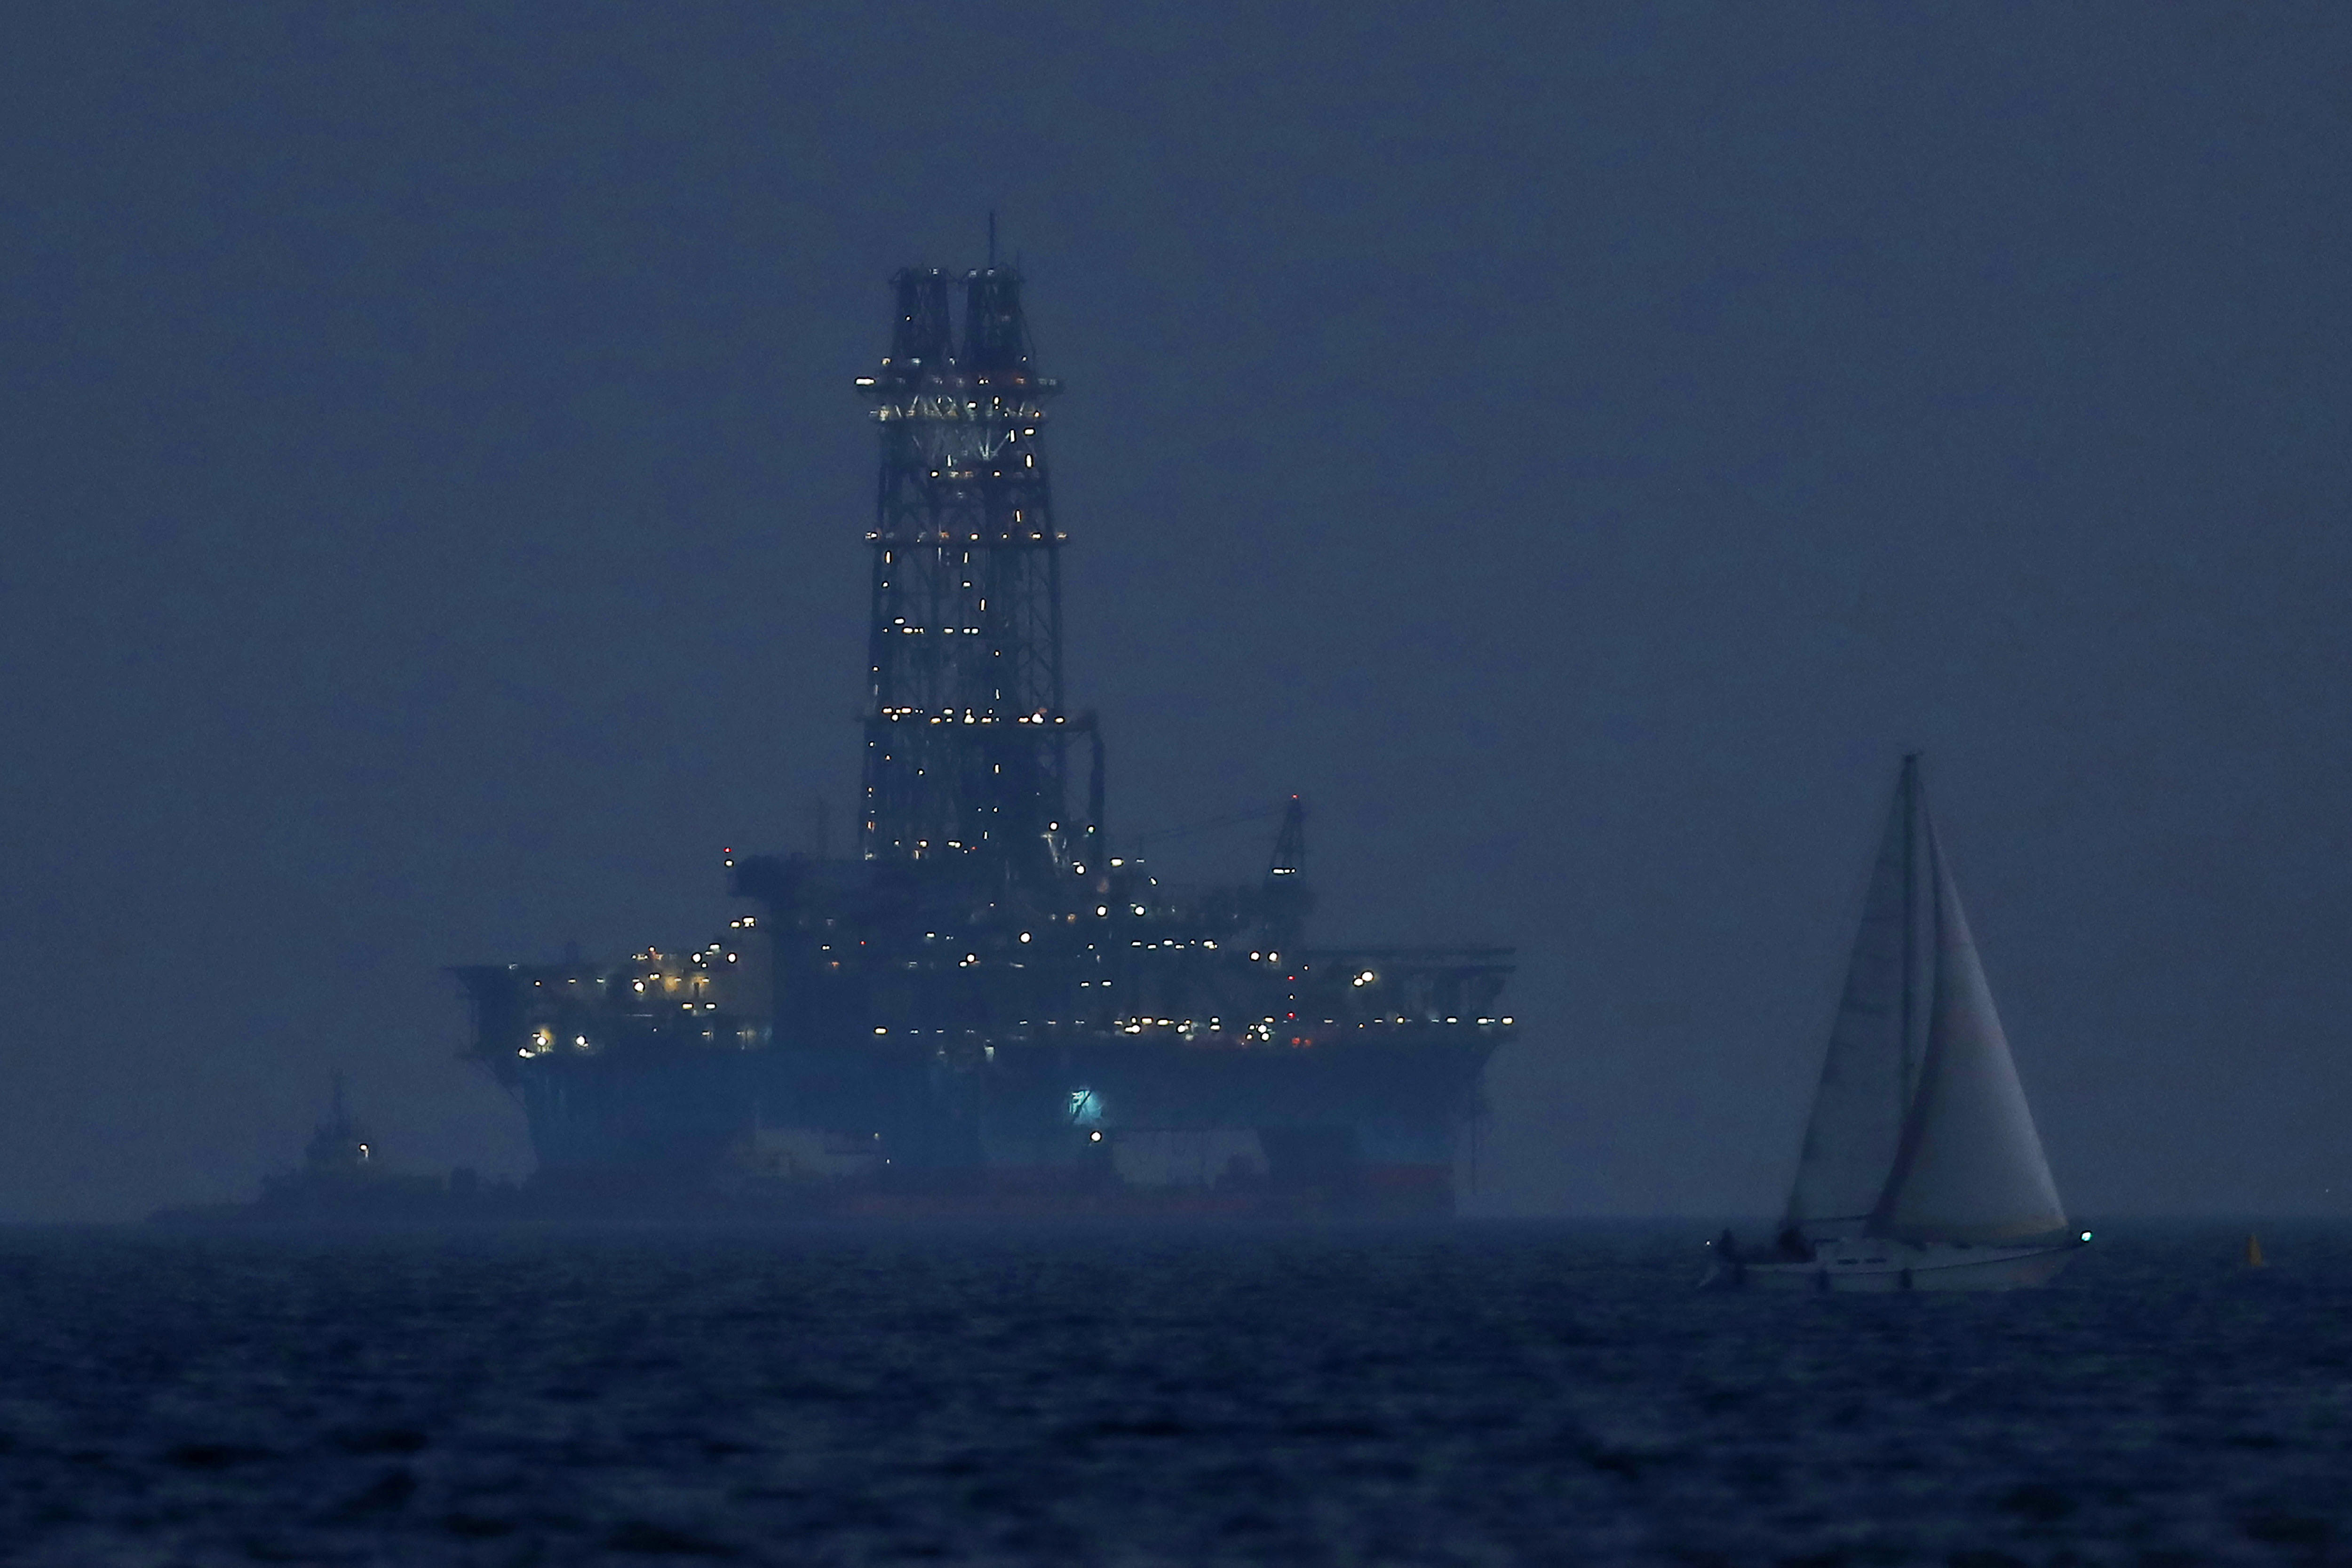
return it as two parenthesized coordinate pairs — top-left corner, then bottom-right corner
(250, 1075), (441, 1217)
(153, 1075), (515, 1225)
(290, 1074), (370, 1179)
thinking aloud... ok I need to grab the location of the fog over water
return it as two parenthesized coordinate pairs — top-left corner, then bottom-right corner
(2, 6), (2350, 1220)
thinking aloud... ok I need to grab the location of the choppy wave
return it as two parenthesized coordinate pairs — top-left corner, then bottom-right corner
(0, 1222), (2345, 1564)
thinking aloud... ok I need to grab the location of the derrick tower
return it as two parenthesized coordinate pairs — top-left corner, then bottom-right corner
(856, 266), (1079, 877)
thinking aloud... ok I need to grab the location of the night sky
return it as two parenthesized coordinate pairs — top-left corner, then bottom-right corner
(4, 5), (2347, 1222)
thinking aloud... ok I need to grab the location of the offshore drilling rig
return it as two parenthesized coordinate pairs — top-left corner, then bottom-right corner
(453, 263), (1516, 1215)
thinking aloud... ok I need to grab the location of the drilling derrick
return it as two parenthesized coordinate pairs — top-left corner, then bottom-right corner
(858, 266), (1070, 877)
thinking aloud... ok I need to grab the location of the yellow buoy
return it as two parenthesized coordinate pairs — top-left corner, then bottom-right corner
(2246, 1232), (2265, 1268)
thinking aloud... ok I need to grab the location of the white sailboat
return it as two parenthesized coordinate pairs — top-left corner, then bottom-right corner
(1714, 755), (2089, 1292)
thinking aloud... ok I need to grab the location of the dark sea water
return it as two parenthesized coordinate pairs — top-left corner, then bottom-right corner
(1, 1223), (2347, 1566)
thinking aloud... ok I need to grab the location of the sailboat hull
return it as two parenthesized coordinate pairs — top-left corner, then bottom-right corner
(1727, 1240), (2082, 1293)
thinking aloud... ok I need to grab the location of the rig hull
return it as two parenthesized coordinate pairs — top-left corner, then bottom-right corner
(468, 979), (1505, 1218)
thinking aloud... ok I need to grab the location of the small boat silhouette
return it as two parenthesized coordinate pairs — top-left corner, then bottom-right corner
(1706, 756), (2087, 1292)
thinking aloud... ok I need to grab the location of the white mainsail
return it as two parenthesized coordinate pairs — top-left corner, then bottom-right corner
(1783, 757), (2065, 1245)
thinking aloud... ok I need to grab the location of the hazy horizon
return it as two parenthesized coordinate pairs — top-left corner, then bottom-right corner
(5, 4), (2350, 1223)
